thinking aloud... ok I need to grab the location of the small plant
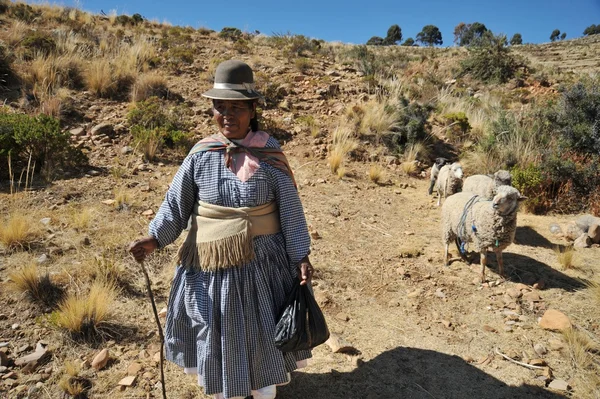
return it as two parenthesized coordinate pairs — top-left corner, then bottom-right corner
(130, 73), (168, 102)
(59, 360), (91, 398)
(368, 164), (384, 184)
(555, 245), (576, 270)
(562, 328), (596, 370)
(69, 206), (94, 231)
(401, 161), (417, 176)
(9, 264), (63, 307)
(113, 188), (131, 211)
(328, 149), (344, 174)
(21, 31), (57, 59)
(0, 213), (37, 251)
(219, 27), (242, 41)
(84, 60), (116, 98)
(296, 115), (320, 137)
(442, 112), (471, 139)
(54, 280), (118, 341)
(294, 57), (311, 74)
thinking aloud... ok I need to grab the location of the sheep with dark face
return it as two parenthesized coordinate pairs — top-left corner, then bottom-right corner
(427, 157), (449, 195)
(462, 170), (512, 200)
(435, 162), (463, 206)
(441, 185), (526, 282)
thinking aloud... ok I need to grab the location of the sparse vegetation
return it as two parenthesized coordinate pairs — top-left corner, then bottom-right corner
(554, 245), (576, 270)
(54, 280), (118, 340)
(9, 264), (64, 307)
(0, 213), (38, 251)
(368, 163), (384, 183)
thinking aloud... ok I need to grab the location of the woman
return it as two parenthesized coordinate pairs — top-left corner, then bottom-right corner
(129, 60), (314, 399)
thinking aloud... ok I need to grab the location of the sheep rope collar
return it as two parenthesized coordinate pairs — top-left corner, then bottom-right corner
(457, 194), (520, 257)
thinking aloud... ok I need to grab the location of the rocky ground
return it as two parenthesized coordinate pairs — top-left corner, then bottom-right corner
(1, 25), (600, 399)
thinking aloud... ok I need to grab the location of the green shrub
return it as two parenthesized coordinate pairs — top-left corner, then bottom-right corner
(511, 164), (547, 213)
(0, 43), (13, 83)
(127, 96), (191, 132)
(131, 126), (191, 160)
(385, 98), (433, 153)
(9, 3), (39, 23)
(0, 112), (86, 173)
(554, 78), (600, 155)
(131, 13), (144, 24)
(21, 32), (57, 59)
(115, 15), (133, 26)
(167, 46), (194, 70)
(0, 0), (8, 14)
(294, 57), (311, 73)
(442, 112), (471, 139)
(460, 34), (524, 83)
(219, 27), (242, 41)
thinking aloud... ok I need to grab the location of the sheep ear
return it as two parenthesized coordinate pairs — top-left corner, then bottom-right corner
(518, 195), (528, 201)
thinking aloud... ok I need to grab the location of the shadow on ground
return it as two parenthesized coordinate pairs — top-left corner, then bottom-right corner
(515, 226), (564, 250)
(503, 252), (585, 291)
(279, 347), (567, 399)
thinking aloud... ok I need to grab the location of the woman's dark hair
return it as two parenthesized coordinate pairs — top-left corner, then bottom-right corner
(249, 100), (259, 132)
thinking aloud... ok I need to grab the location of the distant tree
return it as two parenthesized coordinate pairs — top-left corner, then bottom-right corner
(550, 29), (561, 42)
(417, 25), (443, 46)
(509, 33), (523, 45)
(366, 36), (385, 46)
(131, 13), (144, 24)
(453, 22), (468, 44)
(383, 24), (402, 45)
(560, 32), (567, 40)
(453, 22), (488, 46)
(583, 24), (600, 36)
(402, 37), (415, 46)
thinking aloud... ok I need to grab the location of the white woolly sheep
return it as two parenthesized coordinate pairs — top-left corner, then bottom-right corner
(462, 170), (512, 200)
(441, 185), (526, 282)
(435, 162), (463, 206)
(427, 157), (449, 195)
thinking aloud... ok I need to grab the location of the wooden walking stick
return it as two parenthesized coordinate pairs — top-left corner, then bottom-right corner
(137, 259), (167, 399)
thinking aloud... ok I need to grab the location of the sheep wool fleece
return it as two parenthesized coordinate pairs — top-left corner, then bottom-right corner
(441, 192), (518, 252)
(149, 135), (312, 399)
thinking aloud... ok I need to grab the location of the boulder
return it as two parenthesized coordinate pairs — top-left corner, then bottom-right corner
(539, 309), (572, 331)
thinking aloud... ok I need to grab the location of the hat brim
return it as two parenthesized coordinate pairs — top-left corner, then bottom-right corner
(202, 88), (261, 100)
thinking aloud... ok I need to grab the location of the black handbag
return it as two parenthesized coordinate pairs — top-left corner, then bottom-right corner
(274, 280), (330, 352)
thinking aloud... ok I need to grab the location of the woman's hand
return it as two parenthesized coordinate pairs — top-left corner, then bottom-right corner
(128, 237), (158, 263)
(298, 256), (314, 285)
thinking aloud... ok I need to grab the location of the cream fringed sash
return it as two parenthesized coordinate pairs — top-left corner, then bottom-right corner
(177, 201), (281, 271)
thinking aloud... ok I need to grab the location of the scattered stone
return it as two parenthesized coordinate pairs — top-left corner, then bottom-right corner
(121, 146), (134, 155)
(0, 352), (8, 367)
(434, 288), (446, 298)
(407, 288), (422, 298)
(15, 342), (49, 369)
(522, 292), (541, 302)
(90, 122), (114, 137)
(574, 233), (591, 248)
(548, 339), (565, 351)
(325, 334), (359, 354)
(539, 309), (572, 331)
(506, 288), (522, 299)
(548, 379), (570, 391)
(39, 217), (51, 226)
(69, 127), (86, 137)
(127, 362), (142, 376)
(528, 358), (546, 366)
(159, 308), (167, 318)
(482, 325), (497, 333)
(152, 352), (161, 363)
(118, 375), (136, 387)
(310, 230), (321, 239)
(534, 343), (548, 356)
(142, 209), (154, 216)
(101, 199), (116, 205)
(91, 349), (109, 371)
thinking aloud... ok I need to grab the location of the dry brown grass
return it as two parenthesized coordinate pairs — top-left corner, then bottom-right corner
(359, 100), (399, 141)
(0, 213), (38, 251)
(84, 60), (116, 97)
(368, 164), (384, 184)
(9, 264), (64, 307)
(59, 360), (92, 397)
(555, 245), (577, 270)
(562, 328), (597, 369)
(130, 72), (167, 102)
(329, 124), (358, 174)
(55, 280), (119, 340)
(5, 20), (30, 47)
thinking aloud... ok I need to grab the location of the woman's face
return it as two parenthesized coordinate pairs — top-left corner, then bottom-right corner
(212, 100), (255, 139)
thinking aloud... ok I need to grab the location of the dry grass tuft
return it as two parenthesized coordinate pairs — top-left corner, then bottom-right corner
(359, 100), (399, 142)
(555, 245), (576, 270)
(368, 164), (384, 184)
(55, 280), (118, 340)
(84, 60), (116, 97)
(130, 73), (168, 102)
(562, 328), (596, 370)
(401, 161), (417, 176)
(9, 264), (64, 307)
(0, 213), (37, 251)
(329, 124), (358, 174)
(59, 360), (92, 397)
(69, 206), (95, 231)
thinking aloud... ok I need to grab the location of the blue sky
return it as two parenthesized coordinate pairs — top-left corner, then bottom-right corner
(64, 0), (599, 45)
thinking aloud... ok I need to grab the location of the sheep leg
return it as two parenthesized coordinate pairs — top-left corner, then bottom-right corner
(480, 251), (487, 283)
(436, 192), (441, 207)
(443, 243), (449, 267)
(496, 250), (504, 279)
(428, 180), (435, 195)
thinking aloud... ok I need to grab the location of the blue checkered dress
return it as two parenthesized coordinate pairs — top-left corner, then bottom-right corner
(149, 136), (312, 398)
